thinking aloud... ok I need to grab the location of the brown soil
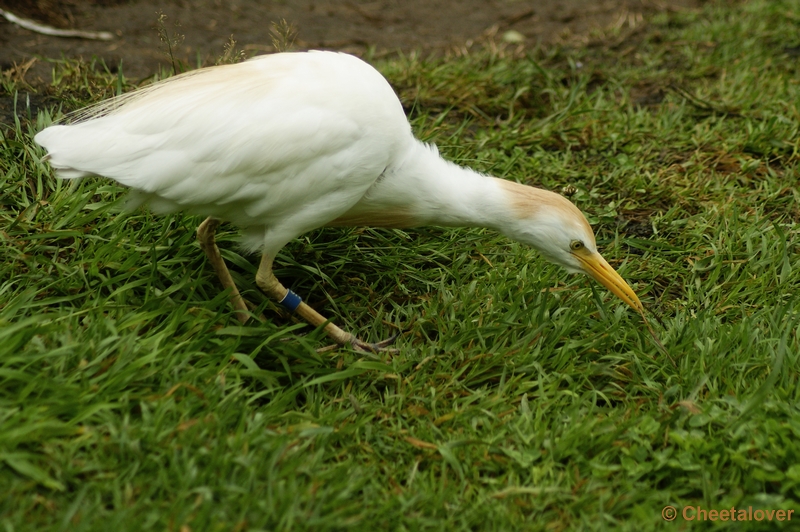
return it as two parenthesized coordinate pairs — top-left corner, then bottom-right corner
(1, 0), (702, 83)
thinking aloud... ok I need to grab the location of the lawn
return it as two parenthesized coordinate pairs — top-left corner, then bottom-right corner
(1, 1), (799, 530)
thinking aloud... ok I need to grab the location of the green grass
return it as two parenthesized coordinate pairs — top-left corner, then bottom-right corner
(2, 1), (800, 530)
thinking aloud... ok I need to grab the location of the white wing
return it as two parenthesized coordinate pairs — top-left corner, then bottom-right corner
(35, 52), (412, 243)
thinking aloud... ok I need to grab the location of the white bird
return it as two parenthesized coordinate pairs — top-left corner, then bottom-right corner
(34, 51), (643, 351)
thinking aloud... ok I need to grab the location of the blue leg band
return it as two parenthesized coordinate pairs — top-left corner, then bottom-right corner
(279, 289), (302, 312)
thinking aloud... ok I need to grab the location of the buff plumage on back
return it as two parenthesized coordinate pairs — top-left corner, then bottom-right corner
(34, 52), (412, 238)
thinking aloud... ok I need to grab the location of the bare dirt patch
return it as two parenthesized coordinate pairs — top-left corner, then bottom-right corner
(2, 0), (702, 83)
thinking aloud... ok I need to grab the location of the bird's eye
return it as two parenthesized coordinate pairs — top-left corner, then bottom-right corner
(570, 240), (584, 251)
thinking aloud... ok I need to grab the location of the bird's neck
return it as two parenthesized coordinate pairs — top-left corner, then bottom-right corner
(329, 141), (520, 230)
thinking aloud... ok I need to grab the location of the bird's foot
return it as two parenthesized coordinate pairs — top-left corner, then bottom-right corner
(316, 332), (400, 354)
(350, 333), (400, 354)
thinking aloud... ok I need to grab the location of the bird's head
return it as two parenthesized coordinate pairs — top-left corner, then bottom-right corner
(498, 182), (643, 312)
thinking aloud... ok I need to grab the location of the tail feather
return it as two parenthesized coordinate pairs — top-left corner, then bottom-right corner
(34, 126), (93, 179)
(45, 163), (93, 179)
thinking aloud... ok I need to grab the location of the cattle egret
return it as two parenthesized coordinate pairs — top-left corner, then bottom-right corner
(34, 51), (643, 351)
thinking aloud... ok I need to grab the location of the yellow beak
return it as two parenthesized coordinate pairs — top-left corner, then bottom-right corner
(573, 250), (643, 312)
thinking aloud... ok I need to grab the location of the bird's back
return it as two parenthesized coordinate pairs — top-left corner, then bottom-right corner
(35, 52), (413, 229)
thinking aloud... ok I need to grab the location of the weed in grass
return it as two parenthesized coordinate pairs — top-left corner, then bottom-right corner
(155, 11), (186, 76)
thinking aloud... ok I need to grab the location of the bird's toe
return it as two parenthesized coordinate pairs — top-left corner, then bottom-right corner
(350, 333), (400, 354)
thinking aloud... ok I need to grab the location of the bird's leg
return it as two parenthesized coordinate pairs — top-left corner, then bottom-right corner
(255, 252), (398, 352)
(197, 216), (255, 324)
